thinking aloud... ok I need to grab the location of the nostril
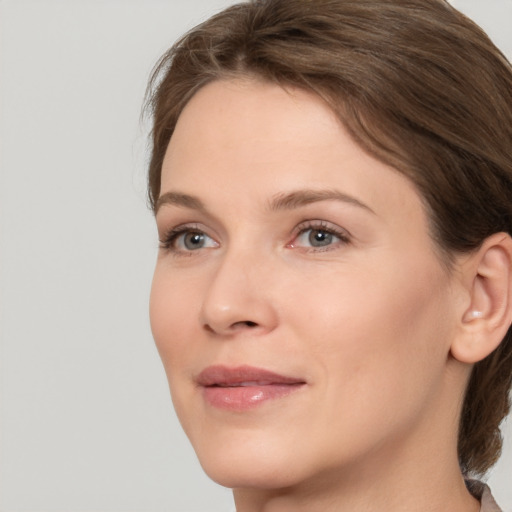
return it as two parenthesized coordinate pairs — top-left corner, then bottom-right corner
(233, 320), (258, 329)
(203, 320), (258, 333)
(203, 324), (216, 334)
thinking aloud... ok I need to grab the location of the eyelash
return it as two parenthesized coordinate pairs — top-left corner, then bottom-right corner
(290, 220), (351, 252)
(158, 221), (351, 256)
(159, 224), (212, 254)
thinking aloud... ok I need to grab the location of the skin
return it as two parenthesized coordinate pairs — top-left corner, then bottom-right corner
(150, 79), (481, 512)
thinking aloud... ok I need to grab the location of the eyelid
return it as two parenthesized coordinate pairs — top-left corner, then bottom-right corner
(159, 223), (219, 253)
(288, 220), (351, 249)
(157, 219), (351, 254)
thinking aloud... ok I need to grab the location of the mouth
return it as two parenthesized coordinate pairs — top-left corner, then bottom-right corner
(196, 365), (306, 411)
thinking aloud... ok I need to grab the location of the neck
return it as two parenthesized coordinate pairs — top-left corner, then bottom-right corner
(233, 448), (480, 512)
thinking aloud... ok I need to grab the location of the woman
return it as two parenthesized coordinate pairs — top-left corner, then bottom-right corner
(146, 0), (512, 510)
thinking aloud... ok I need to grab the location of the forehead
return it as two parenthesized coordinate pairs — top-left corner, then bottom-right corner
(161, 79), (419, 217)
(164, 78), (343, 173)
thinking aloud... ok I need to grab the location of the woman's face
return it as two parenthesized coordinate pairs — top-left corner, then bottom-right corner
(150, 79), (462, 489)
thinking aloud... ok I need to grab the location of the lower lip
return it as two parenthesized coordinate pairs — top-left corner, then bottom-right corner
(202, 383), (304, 411)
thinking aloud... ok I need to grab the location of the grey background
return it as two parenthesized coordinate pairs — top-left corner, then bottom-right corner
(0, 1), (510, 510)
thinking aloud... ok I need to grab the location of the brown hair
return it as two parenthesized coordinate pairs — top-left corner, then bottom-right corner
(145, 0), (512, 476)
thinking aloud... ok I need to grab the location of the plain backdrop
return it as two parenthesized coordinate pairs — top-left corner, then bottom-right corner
(0, 1), (510, 511)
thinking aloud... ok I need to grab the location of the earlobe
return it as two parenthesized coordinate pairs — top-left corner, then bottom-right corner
(451, 233), (512, 364)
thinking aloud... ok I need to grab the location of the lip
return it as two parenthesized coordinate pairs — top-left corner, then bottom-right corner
(197, 365), (306, 411)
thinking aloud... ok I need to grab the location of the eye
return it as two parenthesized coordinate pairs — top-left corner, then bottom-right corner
(160, 226), (218, 253)
(289, 222), (350, 250)
(299, 229), (337, 247)
(179, 231), (211, 250)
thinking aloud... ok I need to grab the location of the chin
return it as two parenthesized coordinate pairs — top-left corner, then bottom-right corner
(199, 452), (307, 490)
(186, 428), (310, 490)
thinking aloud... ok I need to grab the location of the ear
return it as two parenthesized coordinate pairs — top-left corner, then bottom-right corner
(451, 232), (512, 364)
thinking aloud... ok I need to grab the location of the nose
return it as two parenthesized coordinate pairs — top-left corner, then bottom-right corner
(199, 248), (279, 336)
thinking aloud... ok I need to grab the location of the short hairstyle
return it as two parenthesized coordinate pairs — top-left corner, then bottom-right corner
(145, 0), (512, 476)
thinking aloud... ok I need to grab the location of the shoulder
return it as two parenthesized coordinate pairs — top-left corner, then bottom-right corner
(466, 479), (503, 512)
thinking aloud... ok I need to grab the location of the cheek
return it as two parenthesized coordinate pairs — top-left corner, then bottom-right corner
(295, 257), (454, 420)
(149, 265), (199, 368)
(274, 266), (453, 474)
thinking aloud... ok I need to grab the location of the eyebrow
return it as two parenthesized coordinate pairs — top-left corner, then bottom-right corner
(155, 192), (207, 214)
(155, 189), (375, 215)
(268, 189), (376, 214)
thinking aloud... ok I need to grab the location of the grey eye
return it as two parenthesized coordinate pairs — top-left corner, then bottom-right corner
(183, 232), (207, 250)
(163, 227), (218, 253)
(308, 229), (334, 247)
(291, 225), (348, 250)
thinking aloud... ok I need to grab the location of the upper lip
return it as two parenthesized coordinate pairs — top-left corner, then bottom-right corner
(196, 365), (305, 387)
